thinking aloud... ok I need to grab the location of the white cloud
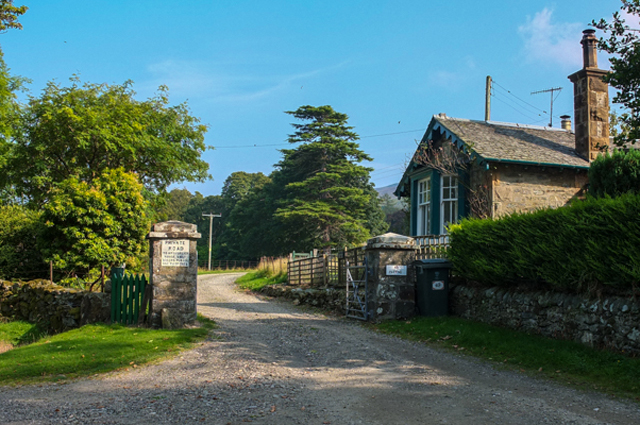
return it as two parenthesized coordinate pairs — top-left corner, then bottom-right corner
(518, 8), (583, 69)
(139, 59), (349, 103)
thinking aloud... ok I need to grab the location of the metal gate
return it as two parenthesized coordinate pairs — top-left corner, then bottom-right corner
(345, 252), (369, 321)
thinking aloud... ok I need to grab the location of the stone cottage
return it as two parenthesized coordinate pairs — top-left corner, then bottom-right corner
(394, 29), (610, 236)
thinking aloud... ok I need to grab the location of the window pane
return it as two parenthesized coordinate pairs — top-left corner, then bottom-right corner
(443, 188), (450, 199)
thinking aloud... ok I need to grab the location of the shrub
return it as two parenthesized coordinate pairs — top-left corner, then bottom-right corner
(40, 168), (150, 278)
(0, 205), (47, 280)
(448, 193), (640, 294)
(589, 149), (640, 198)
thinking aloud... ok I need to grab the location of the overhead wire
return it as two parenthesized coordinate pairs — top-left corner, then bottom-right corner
(211, 128), (425, 149)
(492, 79), (573, 125)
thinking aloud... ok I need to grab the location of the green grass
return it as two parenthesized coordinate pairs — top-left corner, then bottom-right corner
(0, 321), (47, 346)
(236, 270), (287, 291)
(375, 316), (640, 401)
(0, 314), (216, 385)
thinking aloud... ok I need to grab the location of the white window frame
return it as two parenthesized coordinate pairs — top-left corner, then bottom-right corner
(416, 177), (431, 236)
(440, 175), (458, 234)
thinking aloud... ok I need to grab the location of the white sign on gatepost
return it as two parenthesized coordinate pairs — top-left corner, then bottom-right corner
(386, 265), (407, 276)
(161, 239), (189, 267)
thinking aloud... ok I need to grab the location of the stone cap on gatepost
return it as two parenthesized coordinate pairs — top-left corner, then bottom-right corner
(147, 221), (201, 240)
(366, 232), (416, 250)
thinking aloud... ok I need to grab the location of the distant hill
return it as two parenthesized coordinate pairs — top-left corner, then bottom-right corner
(375, 183), (403, 211)
(375, 183), (398, 198)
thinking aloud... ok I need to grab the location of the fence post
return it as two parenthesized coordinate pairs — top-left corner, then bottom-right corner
(324, 255), (328, 287)
(50, 261), (53, 285)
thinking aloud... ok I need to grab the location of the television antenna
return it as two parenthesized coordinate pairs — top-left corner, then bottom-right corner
(531, 87), (562, 127)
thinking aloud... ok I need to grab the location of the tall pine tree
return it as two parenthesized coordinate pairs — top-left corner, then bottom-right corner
(275, 105), (386, 252)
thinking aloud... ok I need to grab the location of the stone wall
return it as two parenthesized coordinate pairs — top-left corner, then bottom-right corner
(450, 283), (640, 354)
(490, 164), (588, 218)
(260, 285), (346, 312)
(0, 280), (110, 333)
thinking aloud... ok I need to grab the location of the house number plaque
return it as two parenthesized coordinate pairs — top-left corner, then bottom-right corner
(386, 265), (407, 276)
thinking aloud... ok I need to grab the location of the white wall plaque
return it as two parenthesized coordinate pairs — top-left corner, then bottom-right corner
(386, 265), (407, 276)
(162, 239), (189, 267)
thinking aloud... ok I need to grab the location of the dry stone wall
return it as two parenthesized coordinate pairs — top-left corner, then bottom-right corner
(0, 280), (110, 333)
(260, 285), (346, 313)
(450, 283), (640, 354)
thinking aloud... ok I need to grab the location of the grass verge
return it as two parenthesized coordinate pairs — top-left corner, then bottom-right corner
(0, 321), (47, 347)
(375, 316), (640, 401)
(0, 314), (216, 386)
(236, 270), (287, 291)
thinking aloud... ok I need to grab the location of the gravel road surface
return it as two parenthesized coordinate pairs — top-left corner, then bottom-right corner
(1, 272), (639, 424)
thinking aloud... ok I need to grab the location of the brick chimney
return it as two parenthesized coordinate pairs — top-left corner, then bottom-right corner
(568, 29), (610, 161)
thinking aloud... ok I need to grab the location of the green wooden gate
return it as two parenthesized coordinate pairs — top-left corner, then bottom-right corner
(110, 272), (149, 325)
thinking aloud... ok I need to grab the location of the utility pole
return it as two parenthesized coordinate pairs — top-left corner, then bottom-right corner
(485, 76), (492, 121)
(531, 87), (562, 127)
(202, 213), (221, 270)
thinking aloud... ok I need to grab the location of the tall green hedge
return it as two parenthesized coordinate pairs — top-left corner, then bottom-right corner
(447, 194), (640, 294)
(589, 149), (640, 198)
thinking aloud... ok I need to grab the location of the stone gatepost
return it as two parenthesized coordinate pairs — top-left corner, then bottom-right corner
(147, 221), (201, 328)
(365, 233), (417, 321)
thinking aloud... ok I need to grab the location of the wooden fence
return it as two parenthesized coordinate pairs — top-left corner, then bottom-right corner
(286, 236), (448, 287)
(414, 235), (449, 260)
(287, 247), (365, 287)
(287, 255), (329, 286)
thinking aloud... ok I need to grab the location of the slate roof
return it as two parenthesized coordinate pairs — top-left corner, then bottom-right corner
(394, 114), (589, 198)
(431, 115), (589, 168)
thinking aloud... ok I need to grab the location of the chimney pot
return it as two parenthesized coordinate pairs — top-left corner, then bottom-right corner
(560, 115), (572, 131)
(581, 29), (598, 68)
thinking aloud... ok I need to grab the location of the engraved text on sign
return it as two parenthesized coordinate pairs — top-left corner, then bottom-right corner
(162, 239), (189, 267)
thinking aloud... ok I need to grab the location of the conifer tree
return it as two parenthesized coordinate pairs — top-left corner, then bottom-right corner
(274, 105), (384, 252)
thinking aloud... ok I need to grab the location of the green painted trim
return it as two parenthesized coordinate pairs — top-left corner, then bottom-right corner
(431, 170), (441, 235)
(458, 177), (467, 219)
(411, 178), (418, 235)
(483, 157), (589, 170)
(409, 170), (434, 236)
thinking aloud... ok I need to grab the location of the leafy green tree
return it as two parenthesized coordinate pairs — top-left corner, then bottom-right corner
(0, 48), (29, 204)
(217, 172), (277, 259)
(223, 177), (289, 258)
(2, 78), (209, 204)
(156, 188), (194, 222)
(274, 105), (381, 251)
(380, 193), (402, 215)
(0, 204), (46, 280)
(220, 171), (270, 212)
(0, 1), (27, 33)
(183, 192), (225, 264)
(593, 1), (640, 145)
(40, 168), (150, 277)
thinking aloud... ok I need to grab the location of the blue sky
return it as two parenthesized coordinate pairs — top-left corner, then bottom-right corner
(0, 0), (624, 195)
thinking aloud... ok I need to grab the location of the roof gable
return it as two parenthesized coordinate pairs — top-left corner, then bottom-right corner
(394, 114), (589, 198)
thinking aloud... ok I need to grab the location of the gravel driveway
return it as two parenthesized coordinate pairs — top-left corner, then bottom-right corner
(1, 273), (639, 424)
